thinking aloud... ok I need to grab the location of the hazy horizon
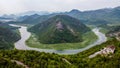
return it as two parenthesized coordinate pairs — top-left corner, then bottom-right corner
(0, 0), (120, 15)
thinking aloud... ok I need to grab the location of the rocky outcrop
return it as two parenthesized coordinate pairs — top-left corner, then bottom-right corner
(89, 45), (115, 58)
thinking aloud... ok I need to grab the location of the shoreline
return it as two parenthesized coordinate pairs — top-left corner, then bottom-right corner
(10, 24), (107, 55)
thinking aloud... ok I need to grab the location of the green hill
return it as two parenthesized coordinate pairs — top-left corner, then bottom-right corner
(29, 15), (90, 44)
(7, 14), (50, 25)
(18, 14), (50, 24)
(0, 23), (21, 49)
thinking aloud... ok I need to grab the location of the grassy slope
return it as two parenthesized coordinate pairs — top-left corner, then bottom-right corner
(99, 23), (120, 34)
(99, 28), (109, 34)
(99, 28), (114, 41)
(26, 31), (97, 50)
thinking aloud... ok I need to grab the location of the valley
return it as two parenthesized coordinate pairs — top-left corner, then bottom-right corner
(10, 24), (106, 54)
(0, 1), (120, 67)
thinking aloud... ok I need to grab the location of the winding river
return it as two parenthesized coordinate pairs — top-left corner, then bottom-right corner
(10, 24), (107, 55)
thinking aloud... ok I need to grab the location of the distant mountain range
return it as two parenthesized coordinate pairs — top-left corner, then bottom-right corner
(6, 6), (120, 26)
(67, 6), (120, 25)
(0, 11), (50, 22)
(18, 11), (50, 16)
(29, 15), (90, 44)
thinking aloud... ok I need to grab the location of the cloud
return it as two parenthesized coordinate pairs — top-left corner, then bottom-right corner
(0, 0), (120, 14)
(0, 0), (25, 14)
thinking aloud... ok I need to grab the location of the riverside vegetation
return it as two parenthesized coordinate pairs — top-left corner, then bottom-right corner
(0, 38), (120, 68)
(27, 15), (97, 50)
(26, 31), (97, 50)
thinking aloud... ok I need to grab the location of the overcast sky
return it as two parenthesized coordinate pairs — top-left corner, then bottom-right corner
(0, 0), (120, 14)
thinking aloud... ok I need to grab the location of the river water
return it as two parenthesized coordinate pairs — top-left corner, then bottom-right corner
(9, 24), (107, 55)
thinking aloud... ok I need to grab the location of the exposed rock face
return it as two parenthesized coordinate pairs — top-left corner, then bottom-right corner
(67, 26), (76, 35)
(89, 45), (115, 58)
(56, 21), (63, 30)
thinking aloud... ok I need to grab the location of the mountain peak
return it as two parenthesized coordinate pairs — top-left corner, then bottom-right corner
(115, 6), (120, 10)
(70, 9), (81, 13)
(29, 15), (90, 44)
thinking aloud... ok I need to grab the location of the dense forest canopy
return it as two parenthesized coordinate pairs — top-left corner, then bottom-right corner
(0, 38), (120, 68)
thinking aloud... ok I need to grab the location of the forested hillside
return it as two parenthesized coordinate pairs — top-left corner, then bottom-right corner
(0, 22), (21, 49)
(0, 38), (120, 68)
(28, 15), (90, 44)
(7, 14), (50, 25)
(67, 6), (120, 25)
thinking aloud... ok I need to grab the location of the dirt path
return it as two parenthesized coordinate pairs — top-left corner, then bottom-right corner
(62, 58), (72, 65)
(11, 60), (29, 68)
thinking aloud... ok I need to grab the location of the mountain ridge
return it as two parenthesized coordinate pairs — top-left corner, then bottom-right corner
(29, 15), (90, 44)
(6, 6), (120, 25)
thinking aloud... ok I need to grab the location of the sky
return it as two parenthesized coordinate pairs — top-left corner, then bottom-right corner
(0, 0), (120, 14)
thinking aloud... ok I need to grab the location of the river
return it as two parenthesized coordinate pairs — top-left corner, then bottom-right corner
(9, 24), (107, 55)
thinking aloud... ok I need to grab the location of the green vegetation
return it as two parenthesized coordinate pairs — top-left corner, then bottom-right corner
(26, 31), (97, 50)
(28, 15), (90, 44)
(106, 26), (120, 40)
(0, 50), (74, 68)
(0, 6), (120, 68)
(0, 57), (23, 68)
(0, 23), (21, 50)
(86, 24), (96, 29)
(98, 24), (120, 40)
(0, 38), (120, 68)
(64, 38), (120, 68)
(7, 14), (50, 25)
(97, 23), (120, 33)
(99, 28), (109, 34)
(68, 7), (120, 25)
(107, 23), (120, 26)
(107, 26), (120, 34)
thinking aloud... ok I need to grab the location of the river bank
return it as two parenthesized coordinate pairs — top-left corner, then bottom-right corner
(10, 24), (107, 54)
